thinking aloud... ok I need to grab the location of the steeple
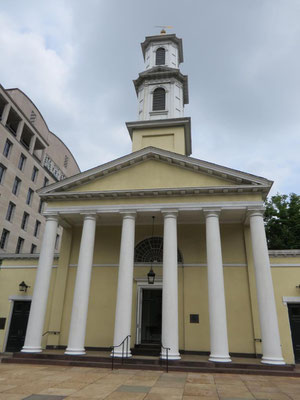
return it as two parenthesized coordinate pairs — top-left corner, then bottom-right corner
(126, 33), (191, 156)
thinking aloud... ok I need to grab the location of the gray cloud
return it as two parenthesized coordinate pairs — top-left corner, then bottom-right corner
(0, 0), (299, 195)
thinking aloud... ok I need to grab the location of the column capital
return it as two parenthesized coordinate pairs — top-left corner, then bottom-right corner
(120, 211), (137, 219)
(80, 212), (97, 221)
(161, 209), (178, 218)
(45, 214), (59, 222)
(203, 208), (221, 218)
(247, 207), (265, 219)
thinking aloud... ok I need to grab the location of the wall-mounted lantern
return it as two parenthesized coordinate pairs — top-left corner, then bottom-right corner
(19, 281), (30, 293)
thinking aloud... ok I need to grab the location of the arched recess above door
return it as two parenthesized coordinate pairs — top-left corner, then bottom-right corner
(134, 236), (183, 263)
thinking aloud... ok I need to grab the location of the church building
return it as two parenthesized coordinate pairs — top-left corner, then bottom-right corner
(0, 32), (299, 366)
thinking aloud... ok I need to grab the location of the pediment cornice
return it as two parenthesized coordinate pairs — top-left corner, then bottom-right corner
(38, 147), (273, 199)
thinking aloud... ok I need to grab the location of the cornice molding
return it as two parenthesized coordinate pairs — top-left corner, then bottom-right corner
(38, 147), (272, 198)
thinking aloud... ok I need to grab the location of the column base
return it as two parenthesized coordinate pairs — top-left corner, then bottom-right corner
(261, 356), (285, 365)
(65, 348), (86, 355)
(21, 346), (42, 353)
(160, 352), (181, 360)
(209, 354), (232, 363)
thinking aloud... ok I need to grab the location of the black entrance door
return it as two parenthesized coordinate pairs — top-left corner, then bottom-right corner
(141, 289), (162, 343)
(288, 303), (300, 362)
(6, 301), (31, 352)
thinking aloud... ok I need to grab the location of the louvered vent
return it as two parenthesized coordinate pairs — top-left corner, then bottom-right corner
(153, 88), (166, 111)
(156, 47), (165, 65)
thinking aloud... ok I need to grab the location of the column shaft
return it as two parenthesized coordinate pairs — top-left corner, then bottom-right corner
(249, 211), (285, 365)
(113, 213), (136, 357)
(205, 210), (231, 362)
(22, 216), (58, 353)
(161, 211), (180, 360)
(65, 215), (96, 355)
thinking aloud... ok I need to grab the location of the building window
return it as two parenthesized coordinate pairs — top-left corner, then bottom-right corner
(34, 220), (41, 237)
(3, 139), (12, 158)
(30, 243), (37, 254)
(0, 163), (7, 184)
(21, 212), (29, 231)
(43, 177), (49, 187)
(134, 236), (183, 263)
(55, 234), (60, 250)
(12, 177), (21, 196)
(152, 88), (166, 111)
(0, 229), (9, 250)
(156, 47), (166, 65)
(16, 237), (24, 254)
(31, 166), (39, 182)
(26, 188), (34, 206)
(6, 202), (16, 222)
(38, 199), (44, 214)
(18, 154), (26, 171)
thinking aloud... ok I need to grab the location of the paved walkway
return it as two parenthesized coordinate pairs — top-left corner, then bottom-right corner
(0, 363), (299, 400)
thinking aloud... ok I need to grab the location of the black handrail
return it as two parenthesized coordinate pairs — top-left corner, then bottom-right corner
(42, 331), (60, 336)
(161, 343), (171, 372)
(110, 335), (131, 370)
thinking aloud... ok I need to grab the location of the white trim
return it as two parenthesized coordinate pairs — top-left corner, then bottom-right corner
(38, 147), (272, 195)
(1, 265), (57, 269)
(270, 264), (300, 268)
(45, 200), (264, 216)
(135, 279), (163, 345)
(282, 296), (300, 306)
(68, 263), (247, 268)
(9, 295), (32, 301)
(3, 296), (32, 352)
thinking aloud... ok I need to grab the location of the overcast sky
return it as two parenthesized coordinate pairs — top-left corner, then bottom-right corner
(0, 0), (299, 196)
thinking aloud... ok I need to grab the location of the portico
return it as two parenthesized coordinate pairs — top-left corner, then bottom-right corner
(21, 183), (285, 365)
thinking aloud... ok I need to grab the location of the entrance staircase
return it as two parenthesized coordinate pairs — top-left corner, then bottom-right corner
(132, 344), (161, 357)
(2, 352), (300, 377)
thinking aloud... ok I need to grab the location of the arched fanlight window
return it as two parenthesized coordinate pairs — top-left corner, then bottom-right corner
(156, 47), (166, 65)
(134, 236), (183, 263)
(152, 88), (166, 111)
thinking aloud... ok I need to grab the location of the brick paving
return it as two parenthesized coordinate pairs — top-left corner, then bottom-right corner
(0, 363), (299, 400)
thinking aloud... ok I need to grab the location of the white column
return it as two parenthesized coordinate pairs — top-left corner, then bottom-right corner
(22, 215), (58, 353)
(249, 209), (285, 365)
(161, 210), (180, 360)
(113, 212), (136, 357)
(65, 214), (96, 355)
(204, 209), (231, 362)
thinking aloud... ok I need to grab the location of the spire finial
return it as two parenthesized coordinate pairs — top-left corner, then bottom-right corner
(154, 26), (173, 35)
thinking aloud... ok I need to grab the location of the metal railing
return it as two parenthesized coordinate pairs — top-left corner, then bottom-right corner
(42, 331), (60, 336)
(110, 335), (131, 370)
(160, 343), (170, 372)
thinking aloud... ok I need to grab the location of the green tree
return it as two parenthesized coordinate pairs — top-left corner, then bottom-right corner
(264, 193), (300, 249)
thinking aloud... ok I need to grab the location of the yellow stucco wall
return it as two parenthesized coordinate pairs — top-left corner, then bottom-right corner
(68, 159), (237, 193)
(131, 127), (186, 154)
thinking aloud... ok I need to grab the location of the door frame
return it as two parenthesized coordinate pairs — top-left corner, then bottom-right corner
(3, 295), (32, 352)
(135, 278), (162, 345)
(283, 296), (300, 363)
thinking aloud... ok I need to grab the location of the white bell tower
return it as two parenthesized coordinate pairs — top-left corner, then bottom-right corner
(126, 33), (192, 156)
(134, 33), (189, 121)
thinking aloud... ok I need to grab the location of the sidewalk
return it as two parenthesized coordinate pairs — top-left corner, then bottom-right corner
(0, 362), (299, 400)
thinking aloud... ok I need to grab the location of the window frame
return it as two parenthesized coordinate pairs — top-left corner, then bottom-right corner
(26, 188), (34, 206)
(0, 229), (10, 250)
(12, 176), (21, 196)
(6, 201), (16, 222)
(31, 166), (39, 182)
(155, 47), (166, 66)
(18, 153), (27, 171)
(3, 139), (12, 158)
(152, 87), (166, 111)
(21, 212), (29, 231)
(0, 163), (7, 184)
(34, 220), (41, 237)
(16, 237), (24, 254)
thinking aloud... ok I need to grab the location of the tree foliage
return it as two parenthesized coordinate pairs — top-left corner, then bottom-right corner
(264, 193), (300, 250)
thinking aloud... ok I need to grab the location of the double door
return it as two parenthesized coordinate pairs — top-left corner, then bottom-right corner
(6, 301), (31, 352)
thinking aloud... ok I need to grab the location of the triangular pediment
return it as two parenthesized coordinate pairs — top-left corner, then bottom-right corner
(38, 147), (272, 199)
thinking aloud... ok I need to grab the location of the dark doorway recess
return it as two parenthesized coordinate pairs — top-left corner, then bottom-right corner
(141, 289), (162, 344)
(6, 300), (31, 352)
(288, 303), (300, 363)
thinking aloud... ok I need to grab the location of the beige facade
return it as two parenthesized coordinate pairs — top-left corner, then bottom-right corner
(0, 85), (80, 254)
